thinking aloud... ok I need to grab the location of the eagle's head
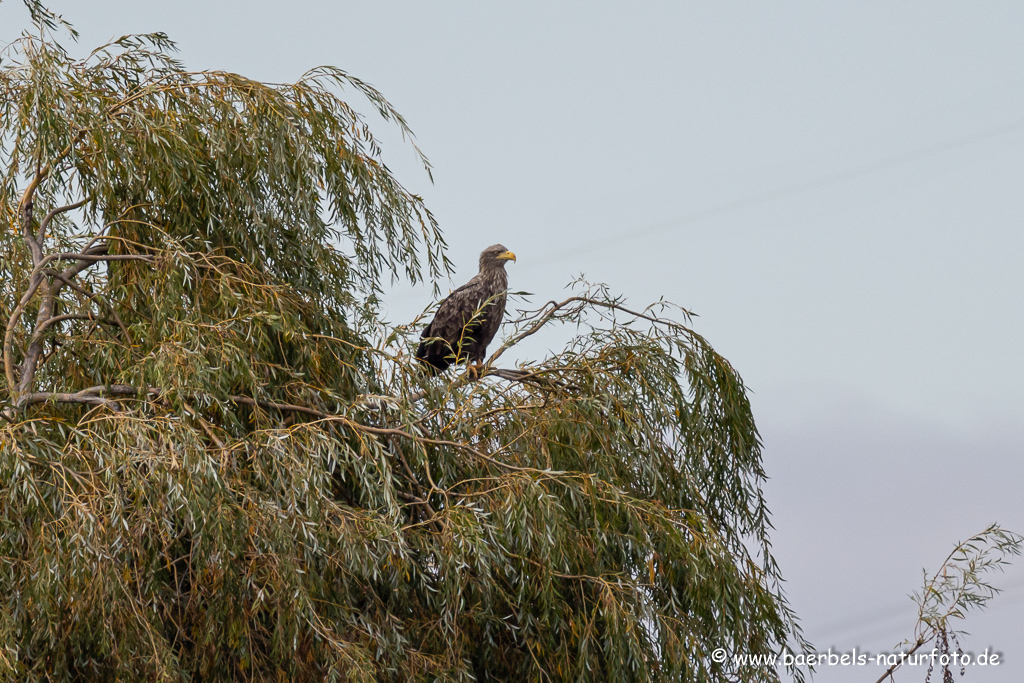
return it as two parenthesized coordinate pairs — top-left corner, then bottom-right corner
(479, 244), (516, 272)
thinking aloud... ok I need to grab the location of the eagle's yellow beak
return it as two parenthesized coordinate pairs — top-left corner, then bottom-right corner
(498, 250), (517, 263)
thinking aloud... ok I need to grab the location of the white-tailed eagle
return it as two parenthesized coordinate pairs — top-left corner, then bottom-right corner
(416, 244), (516, 374)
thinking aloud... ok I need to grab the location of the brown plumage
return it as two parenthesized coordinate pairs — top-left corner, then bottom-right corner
(416, 244), (516, 374)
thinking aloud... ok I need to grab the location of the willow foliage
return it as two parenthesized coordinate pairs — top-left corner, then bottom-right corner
(0, 15), (804, 683)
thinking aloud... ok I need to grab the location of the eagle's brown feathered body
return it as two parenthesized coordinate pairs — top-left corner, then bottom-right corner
(416, 244), (516, 374)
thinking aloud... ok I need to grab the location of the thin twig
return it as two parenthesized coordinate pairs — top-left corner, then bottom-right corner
(871, 638), (927, 683)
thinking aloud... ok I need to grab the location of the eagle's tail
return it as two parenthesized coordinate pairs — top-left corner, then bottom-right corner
(415, 337), (452, 375)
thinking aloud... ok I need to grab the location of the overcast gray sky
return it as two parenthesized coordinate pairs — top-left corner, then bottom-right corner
(3, 2), (1022, 681)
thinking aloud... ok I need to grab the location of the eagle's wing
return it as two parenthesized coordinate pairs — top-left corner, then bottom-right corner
(416, 275), (486, 372)
(416, 262), (508, 372)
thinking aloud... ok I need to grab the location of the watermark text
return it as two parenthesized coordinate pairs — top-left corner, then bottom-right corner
(710, 647), (1002, 669)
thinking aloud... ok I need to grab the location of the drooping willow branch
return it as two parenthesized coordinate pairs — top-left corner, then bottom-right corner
(14, 384), (556, 475)
(870, 524), (1023, 683)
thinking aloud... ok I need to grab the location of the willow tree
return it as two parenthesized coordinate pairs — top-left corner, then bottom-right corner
(0, 11), (804, 683)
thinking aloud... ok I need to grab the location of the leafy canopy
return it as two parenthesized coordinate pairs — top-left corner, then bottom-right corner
(0, 10), (803, 682)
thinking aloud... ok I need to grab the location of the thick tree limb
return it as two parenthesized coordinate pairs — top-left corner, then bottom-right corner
(21, 199), (44, 266)
(18, 391), (123, 411)
(76, 384), (154, 396)
(3, 273), (48, 394)
(4, 239), (151, 399)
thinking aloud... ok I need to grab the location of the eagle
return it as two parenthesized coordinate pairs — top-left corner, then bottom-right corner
(416, 244), (517, 375)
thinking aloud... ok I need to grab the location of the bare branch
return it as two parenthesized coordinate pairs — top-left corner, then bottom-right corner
(36, 197), (89, 244)
(18, 281), (59, 394)
(17, 391), (123, 411)
(75, 384), (152, 397)
(21, 199), (44, 266)
(489, 295), (691, 368)
(44, 251), (154, 269)
(33, 313), (118, 337)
